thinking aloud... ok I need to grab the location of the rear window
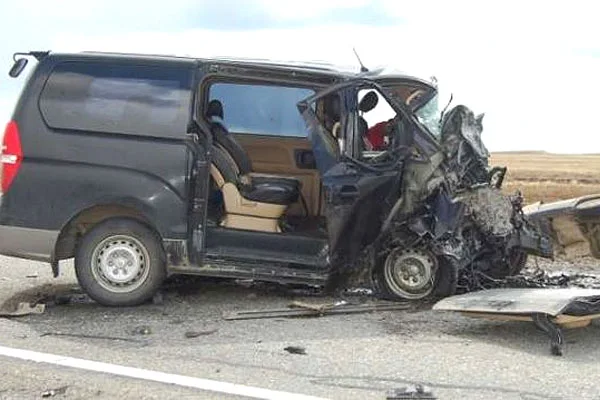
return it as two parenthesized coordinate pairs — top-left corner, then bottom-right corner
(39, 62), (192, 138)
(208, 82), (314, 137)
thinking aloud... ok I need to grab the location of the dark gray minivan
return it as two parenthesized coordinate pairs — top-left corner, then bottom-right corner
(0, 51), (551, 306)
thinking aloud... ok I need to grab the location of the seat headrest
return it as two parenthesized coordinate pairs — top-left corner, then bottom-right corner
(207, 99), (224, 120)
(359, 91), (378, 113)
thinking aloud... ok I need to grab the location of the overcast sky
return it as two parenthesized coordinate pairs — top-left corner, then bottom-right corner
(2, 0), (599, 153)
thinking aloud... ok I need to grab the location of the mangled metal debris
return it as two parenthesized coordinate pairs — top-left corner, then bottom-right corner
(41, 386), (68, 398)
(433, 288), (600, 355)
(361, 101), (553, 300)
(40, 332), (146, 344)
(284, 346), (307, 355)
(524, 195), (600, 260)
(470, 267), (600, 291)
(386, 385), (436, 400)
(298, 80), (554, 301)
(0, 302), (45, 317)
(223, 301), (410, 320)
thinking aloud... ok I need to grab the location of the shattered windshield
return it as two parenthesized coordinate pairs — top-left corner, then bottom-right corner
(414, 93), (442, 137)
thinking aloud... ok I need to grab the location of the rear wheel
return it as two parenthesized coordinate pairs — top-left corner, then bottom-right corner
(75, 218), (166, 306)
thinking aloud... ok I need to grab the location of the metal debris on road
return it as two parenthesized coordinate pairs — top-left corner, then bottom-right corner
(40, 332), (147, 344)
(41, 386), (68, 398)
(433, 288), (600, 356)
(289, 300), (348, 314)
(223, 301), (411, 320)
(26, 274), (39, 279)
(0, 302), (45, 317)
(284, 346), (307, 355)
(131, 325), (152, 335)
(386, 384), (436, 399)
(184, 329), (218, 338)
(460, 267), (600, 293)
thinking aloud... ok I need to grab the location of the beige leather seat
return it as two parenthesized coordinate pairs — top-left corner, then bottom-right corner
(207, 100), (301, 232)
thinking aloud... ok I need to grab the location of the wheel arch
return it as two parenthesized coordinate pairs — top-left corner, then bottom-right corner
(53, 202), (163, 265)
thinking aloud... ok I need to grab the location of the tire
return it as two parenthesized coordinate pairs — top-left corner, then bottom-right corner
(373, 248), (458, 301)
(75, 218), (166, 306)
(432, 256), (458, 298)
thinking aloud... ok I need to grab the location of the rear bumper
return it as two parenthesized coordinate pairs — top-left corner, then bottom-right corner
(0, 224), (58, 262)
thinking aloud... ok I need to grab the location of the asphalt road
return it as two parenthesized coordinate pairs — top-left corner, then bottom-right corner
(1, 255), (600, 400)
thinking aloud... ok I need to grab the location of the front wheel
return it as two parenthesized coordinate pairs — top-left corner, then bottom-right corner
(75, 218), (166, 306)
(374, 248), (457, 301)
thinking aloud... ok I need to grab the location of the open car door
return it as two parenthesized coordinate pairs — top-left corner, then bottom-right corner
(297, 79), (417, 263)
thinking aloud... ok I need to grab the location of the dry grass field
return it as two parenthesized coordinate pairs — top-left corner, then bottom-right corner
(490, 152), (600, 204)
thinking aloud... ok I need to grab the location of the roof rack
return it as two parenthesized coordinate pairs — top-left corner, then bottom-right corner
(81, 51), (193, 60)
(80, 51), (347, 72)
(207, 56), (341, 72)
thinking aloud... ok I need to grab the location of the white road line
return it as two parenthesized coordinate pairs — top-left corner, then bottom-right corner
(0, 345), (327, 400)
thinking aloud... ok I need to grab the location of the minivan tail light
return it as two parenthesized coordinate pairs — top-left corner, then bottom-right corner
(1, 121), (23, 193)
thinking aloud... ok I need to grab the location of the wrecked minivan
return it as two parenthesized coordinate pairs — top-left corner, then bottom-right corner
(0, 51), (552, 306)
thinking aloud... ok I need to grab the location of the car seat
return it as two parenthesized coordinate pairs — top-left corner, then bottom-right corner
(206, 100), (302, 233)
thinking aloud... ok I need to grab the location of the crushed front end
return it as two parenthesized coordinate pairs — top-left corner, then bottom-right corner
(374, 104), (553, 298)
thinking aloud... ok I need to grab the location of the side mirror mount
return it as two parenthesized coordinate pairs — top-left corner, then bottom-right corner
(9, 58), (28, 78)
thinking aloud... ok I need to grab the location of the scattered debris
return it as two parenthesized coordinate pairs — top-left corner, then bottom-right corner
(46, 293), (91, 307)
(40, 332), (146, 344)
(343, 287), (373, 296)
(284, 346), (307, 355)
(386, 384), (436, 399)
(184, 329), (218, 338)
(532, 313), (564, 356)
(289, 300), (347, 315)
(460, 267), (600, 292)
(433, 288), (600, 356)
(523, 194), (600, 260)
(0, 302), (45, 317)
(131, 325), (152, 335)
(223, 301), (410, 321)
(0, 284), (90, 312)
(41, 386), (68, 398)
(504, 269), (600, 289)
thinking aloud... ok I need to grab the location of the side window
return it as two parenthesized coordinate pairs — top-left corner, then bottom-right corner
(208, 82), (314, 137)
(357, 88), (411, 161)
(39, 62), (192, 138)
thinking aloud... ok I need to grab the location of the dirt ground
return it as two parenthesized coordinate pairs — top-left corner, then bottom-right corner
(491, 152), (600, 204)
